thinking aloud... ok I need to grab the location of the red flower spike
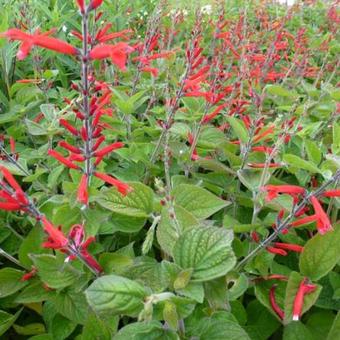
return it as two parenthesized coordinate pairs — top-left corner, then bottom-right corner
(48, 150), (79, 169)
(77, 174), (89, 205)
(94, 172), (132, 195)
(292, 278), (317, 321)
(269, 285), (285, 320)
(93, 142), (124, 157)
(41, 216), (68, 249)
(9, 137), (15, 154)
(310, 196), (333, 234)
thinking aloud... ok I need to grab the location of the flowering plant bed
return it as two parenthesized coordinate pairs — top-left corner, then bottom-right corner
(0, 0), (339, 339)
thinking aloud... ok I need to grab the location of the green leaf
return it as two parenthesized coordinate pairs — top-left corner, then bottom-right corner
(25, 119), (48, 136)
(13, 323), (45, 336)
(86, 275), (147, 316)
(305, 140), (322, 165)
(0, 268), (27, 298)
(113, 321), (178, 340)
(327, 312), (340, 340)
(172, 184), (230, 219)
(53, 290), (89, 324)
(299, 223), (340, 281)
(194, 312), (251, 340)
(173, 226), (236, 282)
(283, 322), (314, 340)
(15, 281), (55, 304)
(0, 309), (22, 336)
(30, 254), (80, 289)
(225, 116), (249, 143)
(18, 226), (45, 268)
(266, 84), (296, 98)
(283, 154), (321, 174)
(156, 204), (199, 256)
(96, 182), (154, 218)
(333, 121), (340, 155)
(284, 272), (322, 324)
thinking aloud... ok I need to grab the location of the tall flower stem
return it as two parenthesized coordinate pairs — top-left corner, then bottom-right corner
(81, 9), (92, 187)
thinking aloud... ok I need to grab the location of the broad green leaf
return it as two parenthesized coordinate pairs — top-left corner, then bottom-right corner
(283, 322), (314, 340)
(86, 275), (147, 316)
(50, 314), (77, 340)
(156, 204), (199, 256)
(18, 226), (45, 268)
(82, 313), (115, 340)
(0, 268), (27, 298)
(327, 312), (340, 340)
(0, 309), (22, 336)
(113, 321), (178, 340)
(305, 140), (322, 165)
(173, 226), (236, 282)
(284, 272), (322, 324)
(299, 223), (340, 281)
(194, 312), (251, 340)
(283, 154), (321, 174)
(25, 119), (48, 136)
(53, 290), (89, 324)
(30, 254), (80, 289)
(15, 282), (55, 304)
(225, 116), (249, 143)
(172, 184), (230, 219)
(96, 182), (154, 217)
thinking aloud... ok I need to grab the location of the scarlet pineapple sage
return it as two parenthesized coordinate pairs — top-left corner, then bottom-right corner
(0, 0), (339, 338)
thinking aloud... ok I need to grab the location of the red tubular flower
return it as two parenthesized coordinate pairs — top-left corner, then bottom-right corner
(269, 285), (284, 320)
(292, 278), (317, 321)
(291, 214), (318, 227)
(89, 0), (103, 11)
(310, 196), (333, 234)
(0, 202), (22, 210)
(265, 274), (288, 281)
(77, 174), (89, 205)
(48, 150), (79, 169)
(89, 42), (134, 71)
(59, 119), (79, 136)
(322, 190), (340, 197)
(21, 267), (37, 281)
(273, 242), (304, 253)
(58, 141), (81, 154)
(248, 163), (282, 168)
(92, 135), (106, 151)
(266, 246), (287, 256)
(261, 185), (305, 202)
(251, 146), (274, 154)
(141, 67), (159, 77)
(202, 103), (228, 124)
(76, 0), (85, 13)
(1, 29), (78, 59)
(42, 217), (69, 249)
(93, 142), (124, 157)
(94, 172), (131, 195)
